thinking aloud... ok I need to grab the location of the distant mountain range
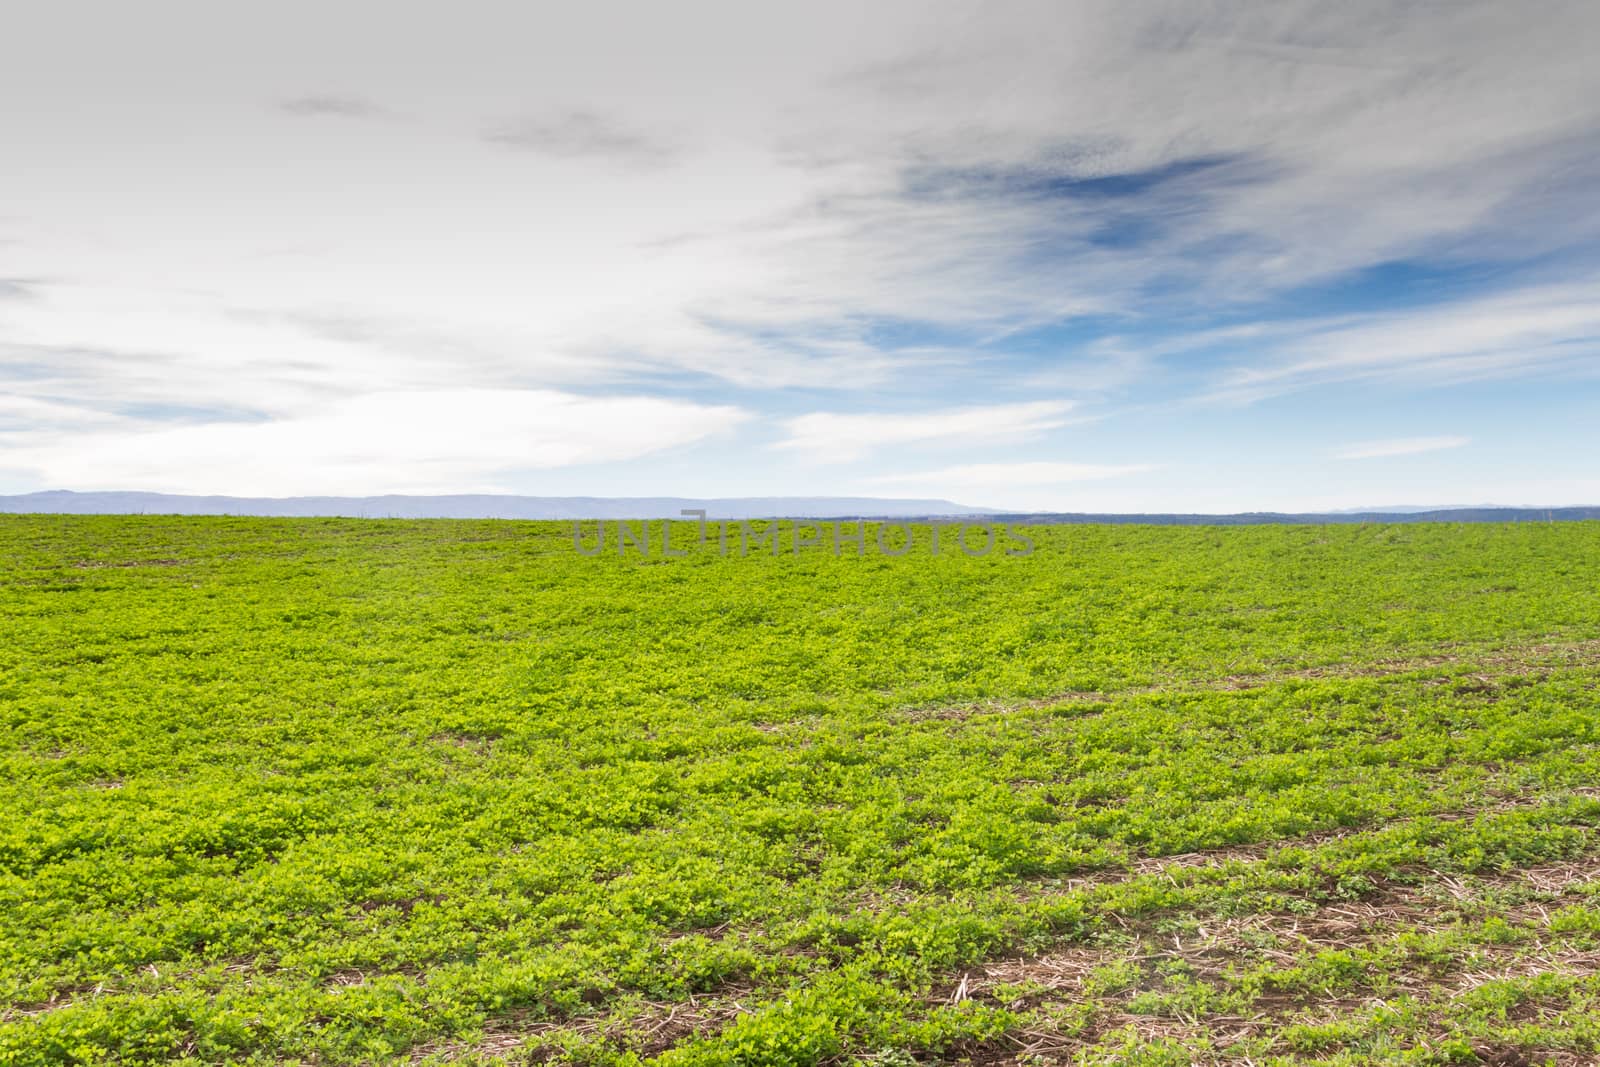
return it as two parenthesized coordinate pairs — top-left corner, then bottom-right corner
(3, 491), (1599, 524)
(985, 507), (1600, 525)
(0, 490), (990, 520)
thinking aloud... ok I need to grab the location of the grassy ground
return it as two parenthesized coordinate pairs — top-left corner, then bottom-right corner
(3, 516), (1599, 1066)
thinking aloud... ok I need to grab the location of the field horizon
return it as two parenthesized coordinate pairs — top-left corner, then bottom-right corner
(5, 492), (1600, 527)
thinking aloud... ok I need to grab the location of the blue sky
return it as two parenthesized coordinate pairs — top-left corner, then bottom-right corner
(2, 0), (1598, 510)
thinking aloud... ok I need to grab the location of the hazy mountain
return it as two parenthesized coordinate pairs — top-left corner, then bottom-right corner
(1326, 504), (1500, 514)
(984, 507), (1600, 525)
(0, 490), (991, 520)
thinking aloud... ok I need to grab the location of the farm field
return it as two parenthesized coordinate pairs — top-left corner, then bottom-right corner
(4, 516), (1600, 1066)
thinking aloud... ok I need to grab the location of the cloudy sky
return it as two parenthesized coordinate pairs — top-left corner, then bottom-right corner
(3, 0), (1599, 511)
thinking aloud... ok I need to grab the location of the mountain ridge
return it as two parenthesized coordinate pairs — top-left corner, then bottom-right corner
(0, 490), (990, 520)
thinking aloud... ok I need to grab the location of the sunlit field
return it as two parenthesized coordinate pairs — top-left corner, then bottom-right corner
(5, 517), (1600, 1066)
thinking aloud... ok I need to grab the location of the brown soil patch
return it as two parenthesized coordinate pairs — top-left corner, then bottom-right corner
(900, 636), (1600, 723)
(417, 830), (1600, 1064)
(406, 988), (757, 1065)
(934, 856), (1600, 1065)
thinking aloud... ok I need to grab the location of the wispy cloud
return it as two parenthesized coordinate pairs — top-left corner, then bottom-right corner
(775, 401), (1073, 463)
(0, 277), (49, 301)
(1210, 282), (1600, 404)
(872, 460), (1156, 488)
(863, 459), (1157, 512)
(0, 393), (125, 433)
(277, 95), (390, 119)
(484, 111), (681, 167)
(1335, 436), (1470, 460)
(0, 390), (749, 496)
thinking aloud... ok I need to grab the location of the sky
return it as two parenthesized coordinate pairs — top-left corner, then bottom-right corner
(3, 0), (1599, 512)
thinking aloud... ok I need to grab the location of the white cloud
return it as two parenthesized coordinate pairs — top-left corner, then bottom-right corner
(1210, 281), (1600, 403)
(874, 460), (1155, 486)
(864, 460), (1157, 511)
(775, 401), (1073, 462)
(1334, 435), (1470, 460)
(0, 393), (124, 431)
(6, 1), (1599, 400)
(0, 390), (748, 496)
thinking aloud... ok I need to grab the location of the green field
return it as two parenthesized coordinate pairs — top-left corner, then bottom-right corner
(5, 516), (1600, 1066)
